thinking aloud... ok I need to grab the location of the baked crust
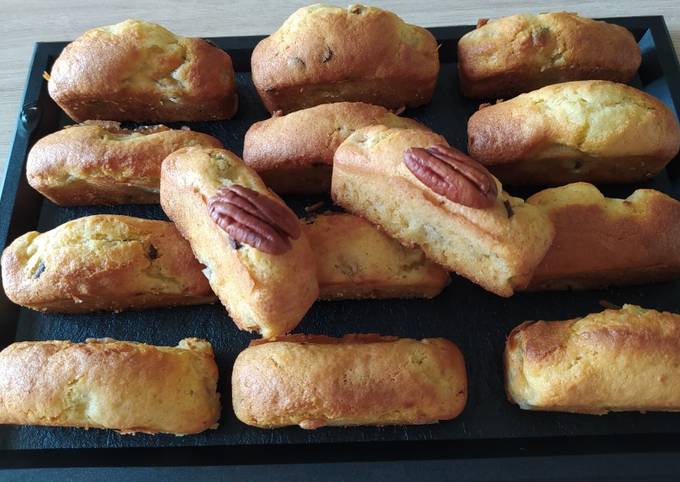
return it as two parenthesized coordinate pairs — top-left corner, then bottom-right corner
(26, 121), (222, 205)
(467, 80), (680, 185)
(331, 125), (554, 296)
(505, 304), (680, 414)
(304, 213), (449, 299)
(232, 334), (467, 428)
(160, 146), (319, 338)
(243, 102), (426, 194)
(251, 5), (439, 113)
(526, 183), (680, 290)
(48, 19), (238, 122)
(458, 12), (640, 99)
(0, 215), (215, 313)
(0, 338), (220, 434)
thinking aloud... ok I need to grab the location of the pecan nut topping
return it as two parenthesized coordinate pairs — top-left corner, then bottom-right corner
(208, 185), (301, 255)
(403, 144), (498, 208)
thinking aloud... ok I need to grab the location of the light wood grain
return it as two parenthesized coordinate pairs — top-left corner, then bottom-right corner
(2, 0), (679, 187)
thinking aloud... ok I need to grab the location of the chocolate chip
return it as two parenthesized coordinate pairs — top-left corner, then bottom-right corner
(33, 261), (45, 279)
(321, 47), (333, 63)
(503, 200), (514, 218)
(572, 160), (583, 172)
(146, 244), (158, 260)
(229, 238), (242, 250)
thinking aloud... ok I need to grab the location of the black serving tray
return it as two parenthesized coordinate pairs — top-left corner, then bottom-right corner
(1, 16), (680, 476)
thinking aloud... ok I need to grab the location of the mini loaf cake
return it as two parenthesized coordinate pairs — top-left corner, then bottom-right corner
(467, 81), (680, 185)
(304, 213), (450, 299)
(232, 334), (467, 429)
(332, 125), (554, 297)
(0, 215), (216, 313)
(48, 19), (238, 122)
(526, 183), (680, 290)
(243, 102), (427, 194)
(26, 121), (222, 205)
(251, 4), (439, 113)
(458, 12), (641, 99)
(1, 212), (448, 310)
(160, 147), (319, 338)
(505, 304), (680, 414)
(0, 338), (220, 434)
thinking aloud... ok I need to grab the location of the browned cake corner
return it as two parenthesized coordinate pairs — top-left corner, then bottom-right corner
(251, 5), (439, 113)
(525, 183), (680, 290)
(505, 304), (680, 414)
(458, 12), (640, 99)
(0, 338), (220, 434)
(331, 125), (554, 297)
(243, 102), (428, 194)
(48, 19), (238, 122)
(0, 215), (216, 313)
(232, 335), (467, 428)
(303, 213), (449, 299)
(26, 121), (222, 205)
(467, 81), (680, 185)
(160, 146), (319, 338)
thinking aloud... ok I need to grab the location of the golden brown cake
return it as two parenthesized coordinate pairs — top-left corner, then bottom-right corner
(526, 183), (680, 290)
(331, 125), (554, 297)
(242, 102), (426, 194)
(1, 215), (216, 313)
(48, 19), (238, 122)
(251, 5), (439, 113)
(0, 338), (220, 434)
(26, 121), (222, 205)
(505, 305), (680, 414)
(304, 213), (449, 299)
(467, 81), (680, 185)
(160, 147), (319, 338)
(458, 12), (641, 99)
(232, 334), (467, 428)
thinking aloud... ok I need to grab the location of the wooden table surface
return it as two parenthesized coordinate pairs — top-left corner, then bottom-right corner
(2, 0), (679, 185)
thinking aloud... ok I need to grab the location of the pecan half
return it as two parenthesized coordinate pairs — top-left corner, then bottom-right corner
(208, 185), (301, 255)
(403, 144), (498, 208)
